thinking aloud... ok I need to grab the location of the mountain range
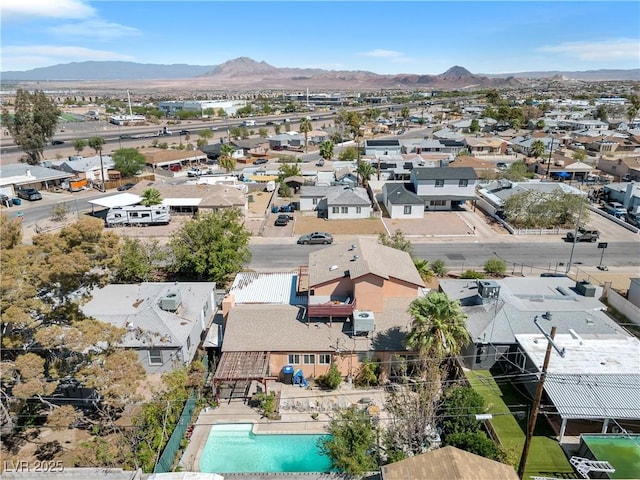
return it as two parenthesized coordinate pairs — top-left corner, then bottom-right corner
(1, 57), (638, 89)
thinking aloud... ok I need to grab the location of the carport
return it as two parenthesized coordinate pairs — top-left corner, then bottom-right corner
(87, 193), (142, 213)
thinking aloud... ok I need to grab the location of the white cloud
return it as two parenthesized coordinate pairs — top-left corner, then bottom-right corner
(48, 20), (142, 40)
(1, 0), (95, 20)
(537, 38), (640, 62)
(360, 49), (413, 64)
(2, 45), (134, 70)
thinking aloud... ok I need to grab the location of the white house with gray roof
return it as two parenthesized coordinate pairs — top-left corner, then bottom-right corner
(410, 166), (478, 210)
(299, 185), (371, 219)
(81, 282), (216, 373)
(439, 277), (630, 371)
(382, 182), (425, 219)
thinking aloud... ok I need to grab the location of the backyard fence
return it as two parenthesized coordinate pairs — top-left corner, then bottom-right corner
(153, 393), (196, 474)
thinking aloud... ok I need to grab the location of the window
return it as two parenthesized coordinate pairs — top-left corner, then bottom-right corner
(313, 198), (318, 205)
(288, 354), (300, 364)
(303, 354), (315, 365)
(356, 206), (362, 214)
(332, 207), (339, 214)
(435, 179), (444, 187)
(341, 206), (348, 214)
(148, 349), (163, 366)
(404, 205), (412, 215)
(430, 200), (446, 206)
(319, 354), (331, 365)
(459, 179), (468, 187)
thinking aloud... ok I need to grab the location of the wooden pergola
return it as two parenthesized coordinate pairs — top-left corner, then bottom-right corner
(212, 351), (271, 398)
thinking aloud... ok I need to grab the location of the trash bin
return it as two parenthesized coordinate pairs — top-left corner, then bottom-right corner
(12, 198), (21, 206)
(280, 365), (294, 385)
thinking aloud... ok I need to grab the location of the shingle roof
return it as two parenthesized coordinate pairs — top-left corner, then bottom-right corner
(222, 297), (416, 353)
(412, 166), (478, 181)
(381, 446), (519, 480)
(127, 181), (245, 209)
(325, 187), (370, 206)
(383, 183), (424, 205)
(308, 238), (424, 288)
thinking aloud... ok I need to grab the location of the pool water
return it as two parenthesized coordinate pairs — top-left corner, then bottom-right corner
(199, 423), (332, 473)
(582, 434), (640, 479)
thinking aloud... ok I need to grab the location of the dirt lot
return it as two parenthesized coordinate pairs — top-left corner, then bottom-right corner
(294, 215), (387, 236)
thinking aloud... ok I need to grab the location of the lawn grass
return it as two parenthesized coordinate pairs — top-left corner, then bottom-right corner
(466, 370), (575, 480)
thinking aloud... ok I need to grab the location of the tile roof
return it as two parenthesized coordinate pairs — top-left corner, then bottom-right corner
(308, 238), (424, 288)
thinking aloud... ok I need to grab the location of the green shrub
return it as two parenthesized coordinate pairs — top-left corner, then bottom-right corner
(354, 360), (380, 388)
(254, 392), (277, 419)
(484, 257), (506, 277)
(460, 269), (486, 279)
(317, 363), (342, 390)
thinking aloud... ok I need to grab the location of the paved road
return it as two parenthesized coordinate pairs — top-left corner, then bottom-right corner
(247, 241), (640, 272)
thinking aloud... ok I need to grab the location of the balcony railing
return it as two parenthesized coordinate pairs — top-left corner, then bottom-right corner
(307, 295), (356, 319)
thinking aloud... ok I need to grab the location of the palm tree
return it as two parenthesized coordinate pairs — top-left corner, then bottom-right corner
(319, 141), (334, 163)
(299, 117), (312, 153)
(413, 258), (433, 283)
(400, 106), (410, 128)
(218, 144), (236, 173)
(88, 136), (106, 192)
(406, 291), (470, 360)
(356, 160), (375, 188)
(140, 188), (162, 207)
(530, 139), (546, 159)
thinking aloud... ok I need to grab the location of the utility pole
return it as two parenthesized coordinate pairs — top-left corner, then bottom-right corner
(545, 137), (555, 179)
(566, 199), (585, 274)
(517, 323), (564, 479)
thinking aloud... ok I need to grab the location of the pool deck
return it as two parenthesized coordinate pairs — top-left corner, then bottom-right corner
(180, 382), (388, 472)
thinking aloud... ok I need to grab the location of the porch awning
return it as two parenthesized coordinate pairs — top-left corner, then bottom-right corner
(212, 351), (270, 382)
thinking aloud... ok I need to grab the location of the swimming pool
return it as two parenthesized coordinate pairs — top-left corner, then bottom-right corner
(581, 434), (640, 479)
(199, 423), (332, 473)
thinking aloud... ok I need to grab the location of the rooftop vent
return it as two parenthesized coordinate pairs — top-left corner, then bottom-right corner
(160, 290), (182, 312)
(575, 280), (596, 297)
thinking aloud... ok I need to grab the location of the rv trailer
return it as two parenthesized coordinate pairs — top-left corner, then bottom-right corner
(105, 205), (171, 227)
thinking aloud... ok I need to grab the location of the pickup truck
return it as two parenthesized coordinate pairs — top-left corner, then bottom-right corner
(566, 227), (600, 242)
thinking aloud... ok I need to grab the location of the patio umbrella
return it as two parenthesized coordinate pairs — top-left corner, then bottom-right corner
(556, 172), (570, 178)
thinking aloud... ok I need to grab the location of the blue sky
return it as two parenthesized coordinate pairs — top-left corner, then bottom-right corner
(1, 1), (639, 74)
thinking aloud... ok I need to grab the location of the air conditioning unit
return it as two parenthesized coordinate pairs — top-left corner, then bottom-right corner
(160, 290), (182, 312)
(352, 310), (375, 335)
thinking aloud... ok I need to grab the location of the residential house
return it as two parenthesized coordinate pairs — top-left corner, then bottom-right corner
(381, 446), (519, 480)
(597, 156), (640, 181)
(448, 155), (500, 179)
(127, 181), (247, 214)
(513, 334), (640, 441)
(477, 179), (584, 216)
(230, 138), (271, 160)
(464, 136), (506, 156)
(199, 143), (244, 162)
(215, 239), (426, 395)
(0, 164), (73, 197)
(48, 155), (114, 184)
(81, 282), (217, 373)
(299, 185), (371, 219)
(334, 167), (358, 187)
(268, 133), (303, 150)
(382, 182), (424, 219)
(364, 139), (402, 156)
(602, 181), (640, 214)
(410, 166), (478, 210)
(438, 277), (629, 372)
(509, 134), (555, 156)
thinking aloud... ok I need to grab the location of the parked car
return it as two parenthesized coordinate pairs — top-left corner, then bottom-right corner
(187, 168), (202, 177)
(297, 232), (333, 245)
(566, 227), (600, 243)
(119, 134), (132, 139)
(16, 188), (42, 201)
(274, 214), (291, 227)
(51, 140), (65, 145)
(0, 194), (10, 206)
(254, 158), (268, 165)
(604, 202), (626, 218)
(117, 183), (135, 191)
(496, 162), (508, 169)
(180, 130), (191, 135)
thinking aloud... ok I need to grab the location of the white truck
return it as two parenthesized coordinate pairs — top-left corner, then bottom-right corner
(105, 205), (171, 227)
(242, 120), (256, 127)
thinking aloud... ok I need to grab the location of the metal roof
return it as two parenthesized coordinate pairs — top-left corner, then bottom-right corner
(88, 193), (142, 208)
(544, 373), (640, 420)
(230, 272), (306, 305)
